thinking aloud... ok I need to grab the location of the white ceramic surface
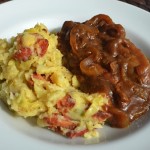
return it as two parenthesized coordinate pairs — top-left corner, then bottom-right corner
(0, 0), (150, 150)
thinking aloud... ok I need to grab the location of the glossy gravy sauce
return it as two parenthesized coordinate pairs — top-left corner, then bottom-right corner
(57, 14), (150, 128)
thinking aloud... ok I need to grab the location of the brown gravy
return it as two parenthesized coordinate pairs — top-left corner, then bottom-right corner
(57, 14), (150, 128)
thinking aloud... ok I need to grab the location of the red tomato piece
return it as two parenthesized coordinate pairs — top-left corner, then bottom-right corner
(13, 47), (32, 61)
(57, 95), (75, 109)
(56, 94), (75, 116)
(44, 114), (77, 130)
(27, 73), (46, 88)
(66, 129), (88, 138)
(27, 79), (34, 88)
(32, 73), (46, 80)
(36, 39), (49, 56)
(92, 110), (111, 122)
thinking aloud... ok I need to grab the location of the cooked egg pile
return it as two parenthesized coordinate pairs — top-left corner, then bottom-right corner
(0, 24), (109, 138)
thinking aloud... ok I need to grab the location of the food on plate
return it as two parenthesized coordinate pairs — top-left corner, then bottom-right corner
(58, 14), (150, 128)
(0, 24), (110, 138)
(0, 14), (150, 139)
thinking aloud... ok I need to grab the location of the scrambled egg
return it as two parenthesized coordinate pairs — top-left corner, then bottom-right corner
(0, 24), (109, 138)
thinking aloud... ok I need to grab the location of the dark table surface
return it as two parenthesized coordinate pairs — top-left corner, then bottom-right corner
(0, 0), (150, 12)
(119, 0), (150, 11)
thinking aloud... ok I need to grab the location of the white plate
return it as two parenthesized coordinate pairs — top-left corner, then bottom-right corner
(0, 0), (150, 149)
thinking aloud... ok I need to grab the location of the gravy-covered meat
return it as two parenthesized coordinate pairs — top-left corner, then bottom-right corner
(57, 14), (150, 128)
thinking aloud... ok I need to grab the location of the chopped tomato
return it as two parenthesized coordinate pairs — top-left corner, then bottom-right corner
(27, 73), (46, 88)
(13, 47), (32, 61)
(92, 110), (111, 122)
(32, 73), (46, 80)
(48, 125), (63, 135)
(44, 114), (77, 130)
(56, 94), (75, 116)
(27, 79), (34, 88)
(66, 129), (88, 138)
(57, 95), (75, 109)
(36, 39), (49, 56)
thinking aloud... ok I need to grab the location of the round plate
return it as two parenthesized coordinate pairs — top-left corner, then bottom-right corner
(0, 0), (150, 149)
